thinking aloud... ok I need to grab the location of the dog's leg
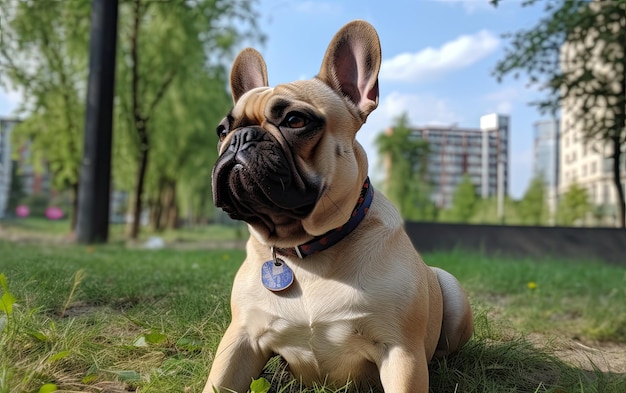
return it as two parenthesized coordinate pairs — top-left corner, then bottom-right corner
(431, 267), (473, 357)
(379, 345), (429, 393)
(204, 323), (269, 393)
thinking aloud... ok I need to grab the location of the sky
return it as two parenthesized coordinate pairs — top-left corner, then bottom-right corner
(0, 0), (552, 199)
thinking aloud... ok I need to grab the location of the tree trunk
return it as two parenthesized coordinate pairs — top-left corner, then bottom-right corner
(125, 0), (146, 240)
(126, 139), (149, 239)
(165, 179), (178, 229)
(149, 197), (161, 232)
(615, 47), (626, 228)
(613, 135), (626, 229)
(70, 181), (79, 232)
(158, 179), (178, 230)
(150, 177), (165, 231)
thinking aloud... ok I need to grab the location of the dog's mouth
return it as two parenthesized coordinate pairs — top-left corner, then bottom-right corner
(212, 127), (319, 230)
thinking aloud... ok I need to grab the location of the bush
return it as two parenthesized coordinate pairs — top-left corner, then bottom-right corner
(17, 194), (50, 218)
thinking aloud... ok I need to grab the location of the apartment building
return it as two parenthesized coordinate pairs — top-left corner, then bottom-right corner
(558, 0), (626, 226)
(386, 114), (509, 209)
(559, 121), (626, 225)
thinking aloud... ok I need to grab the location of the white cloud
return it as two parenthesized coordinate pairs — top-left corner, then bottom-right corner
(376, 91), (459, 125)
(379, 30), (500, 83)
(483, 87), (520, 114)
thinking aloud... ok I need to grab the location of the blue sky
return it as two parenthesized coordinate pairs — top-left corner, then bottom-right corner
(0, 0), (550, 198)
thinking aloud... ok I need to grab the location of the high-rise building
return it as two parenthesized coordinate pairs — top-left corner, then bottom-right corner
(532, 119), (560, 216)
(0, 118), (19, 218)
(385, 114), (509, 209)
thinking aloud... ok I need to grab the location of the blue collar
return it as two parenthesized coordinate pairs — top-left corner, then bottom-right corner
(277, 177), (374, 259)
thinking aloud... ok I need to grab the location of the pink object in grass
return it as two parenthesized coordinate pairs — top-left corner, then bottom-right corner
(16, 205), (29, 218)
(45, 207), (64, 220)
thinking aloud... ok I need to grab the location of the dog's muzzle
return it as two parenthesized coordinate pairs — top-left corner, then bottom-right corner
(212, 126), (319, 225)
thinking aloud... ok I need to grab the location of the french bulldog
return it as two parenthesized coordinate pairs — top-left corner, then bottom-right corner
(205, 20), (473, 393)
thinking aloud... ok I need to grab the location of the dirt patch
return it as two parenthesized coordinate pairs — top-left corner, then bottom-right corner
(529, 334), (626, 374)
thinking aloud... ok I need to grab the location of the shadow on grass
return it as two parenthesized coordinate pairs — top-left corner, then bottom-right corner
(257, 308), (626, 393)
(259, 337), (626, 393)
(431, 337), (626, 393)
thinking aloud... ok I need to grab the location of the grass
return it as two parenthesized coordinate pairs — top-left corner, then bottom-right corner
(0, 217), (248, 245)
(0, 224), (625, 392)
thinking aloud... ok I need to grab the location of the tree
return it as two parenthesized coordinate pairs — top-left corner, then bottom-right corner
(115, 0), (261, 239)
(1, 0), (261, 239)
(376, 113), (436, 221)
(517, 174), (548, 225)
(446, 174), (478, 223)
(6, 161), (24, 214)
(493, 0), (626, 228)
(143, 67), (231, 231)
(469, 196), (523, 225)
(556, 182), (591, 226)
(0, 0), (91, 230)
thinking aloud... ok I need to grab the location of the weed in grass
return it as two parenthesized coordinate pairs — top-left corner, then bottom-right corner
(60, 269), (86, 318)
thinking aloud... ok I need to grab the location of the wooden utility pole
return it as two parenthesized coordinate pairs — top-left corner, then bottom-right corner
(76, 0), (119, 243)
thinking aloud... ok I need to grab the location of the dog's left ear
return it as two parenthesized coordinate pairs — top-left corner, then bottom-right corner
(318, 20), (381, 121)
(230, 48), (269, 104)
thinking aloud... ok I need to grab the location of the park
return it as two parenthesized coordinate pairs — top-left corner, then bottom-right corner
(1, 0), (626, 392)
(1, 219), (625, 392)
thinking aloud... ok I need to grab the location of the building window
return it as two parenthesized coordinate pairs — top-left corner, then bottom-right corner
(591, 183), (597, 204)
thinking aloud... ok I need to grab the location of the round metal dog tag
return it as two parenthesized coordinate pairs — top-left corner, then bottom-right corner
(261, 259), (294, 292)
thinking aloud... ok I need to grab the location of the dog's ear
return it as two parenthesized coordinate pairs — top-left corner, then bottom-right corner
(230, 48), (269, 103)
(318, 20), (381, 120)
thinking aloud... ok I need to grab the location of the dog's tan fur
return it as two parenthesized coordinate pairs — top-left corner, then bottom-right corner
(205, 21), (473, 393)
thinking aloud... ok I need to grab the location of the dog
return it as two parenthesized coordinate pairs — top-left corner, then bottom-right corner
(205, 20), (473, 393)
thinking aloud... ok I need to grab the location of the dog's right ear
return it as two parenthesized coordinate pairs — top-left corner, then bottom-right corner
(230, 48), (269, 103)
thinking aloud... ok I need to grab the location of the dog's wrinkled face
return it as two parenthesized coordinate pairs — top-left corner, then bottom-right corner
(212, 22), (381, 247)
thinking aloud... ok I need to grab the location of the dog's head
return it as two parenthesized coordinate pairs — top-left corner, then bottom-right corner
(212, 21), (381, 247)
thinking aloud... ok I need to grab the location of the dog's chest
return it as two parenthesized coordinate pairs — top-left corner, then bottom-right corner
(236, 258), (414, 386)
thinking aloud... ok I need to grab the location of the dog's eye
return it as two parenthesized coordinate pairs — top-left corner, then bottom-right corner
(282, 112), (309, 129)
(216, 124), (228, 141)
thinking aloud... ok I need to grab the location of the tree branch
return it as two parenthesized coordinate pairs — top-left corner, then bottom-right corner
(146, 69), (176, 120)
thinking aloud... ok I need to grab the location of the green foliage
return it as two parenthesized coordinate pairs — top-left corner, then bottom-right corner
(6, 162), (25, 213)
(0, 0), (263, 238)
(493, 0), (626, 227)
(250, 377), (271, 393)
(517, 175), (548, 225)
(468, 196), (523, 225)
(113, 0), (262, 238)
(556, 182), (591, 226)
(376, 113), (436, 221)
(37, 383), (58, 393)
(0, 0), (90, 193)
(0, 273), (15, 316)
(444, 174), (479, 223)
(18, 193), (50, 218)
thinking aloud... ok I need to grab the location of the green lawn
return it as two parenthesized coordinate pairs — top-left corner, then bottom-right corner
(0, 238), (625, 392)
